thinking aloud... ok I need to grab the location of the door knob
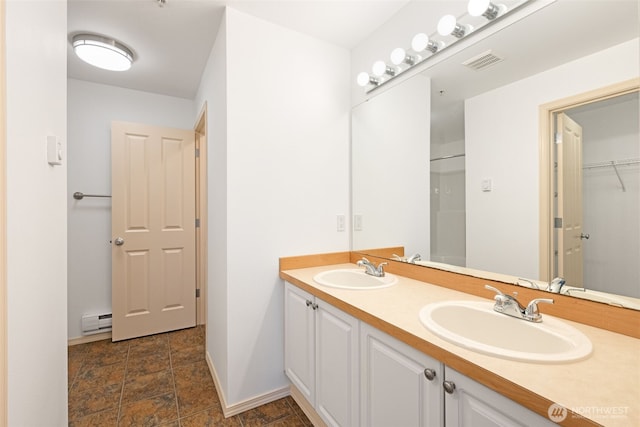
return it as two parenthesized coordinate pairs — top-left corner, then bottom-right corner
(114, 237), (125, 246)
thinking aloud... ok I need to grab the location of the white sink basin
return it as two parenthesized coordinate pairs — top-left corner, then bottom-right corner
(313, 269), (397, 290)
(419, 301), (592, 363)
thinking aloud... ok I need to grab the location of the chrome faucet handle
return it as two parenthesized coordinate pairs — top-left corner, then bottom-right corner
(377, 262), (388, 276)
(357, 257), (372, 269)
(484, 285), (509, 304)
(484, 284), (505, 296)
(517, 278), (539, 289)
(524, 298), (554, 322)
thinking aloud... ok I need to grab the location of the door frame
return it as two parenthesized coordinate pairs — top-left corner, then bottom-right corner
(1, 1), (8, 425)
(538, 78), (640, 281)
(194, 104), (207, 326)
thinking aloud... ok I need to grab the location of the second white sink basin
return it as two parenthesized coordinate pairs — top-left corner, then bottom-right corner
(419, 301), (592, 363)
(313, 269), (397, 290)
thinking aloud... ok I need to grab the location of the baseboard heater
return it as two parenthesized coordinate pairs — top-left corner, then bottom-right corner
(81, 313), (112, 335)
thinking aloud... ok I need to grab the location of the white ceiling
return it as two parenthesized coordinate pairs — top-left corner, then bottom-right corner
(67, 0), (411, 99)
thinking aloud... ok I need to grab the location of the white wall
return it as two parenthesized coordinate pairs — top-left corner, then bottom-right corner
(352, 75), (431, 256)
(569, 95), (640, 297)
(5, 1), (68, 425)
(67, 79), (195, 339)
(195, 7), (350, 407)
(194, 12), (229, 396)
(465, 38), (639, 280)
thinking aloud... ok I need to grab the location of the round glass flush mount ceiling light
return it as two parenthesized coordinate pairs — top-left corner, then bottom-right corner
(72, 34), (134, 71)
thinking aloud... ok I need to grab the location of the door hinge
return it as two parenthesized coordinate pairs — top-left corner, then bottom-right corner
(554, 133), (562, 144)
(554, 217), (563, 228)
(195, 148), (200, 158)
(195, 218), (200, 228)
(196, 288), (201, 298)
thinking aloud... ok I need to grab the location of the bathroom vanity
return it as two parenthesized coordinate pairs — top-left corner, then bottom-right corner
(280, 252), (640, 427)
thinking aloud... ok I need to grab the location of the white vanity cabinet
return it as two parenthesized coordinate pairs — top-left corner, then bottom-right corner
(360, 323), (444, 427)
(284, 282), (360, 427)
(285, 281), (557, 427)
(444, 367), (557, 427)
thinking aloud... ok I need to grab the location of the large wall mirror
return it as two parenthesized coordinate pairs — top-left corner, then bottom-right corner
(352, 0), (640, 309)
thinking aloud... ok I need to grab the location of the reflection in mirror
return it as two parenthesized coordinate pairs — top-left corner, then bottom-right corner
(552, 91), (639, 299)
(352, 75), (430, 254)
(430, 145), (465, 267)
(351, 0), (640, 310)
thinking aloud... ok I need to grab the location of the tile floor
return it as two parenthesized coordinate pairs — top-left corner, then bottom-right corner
(68, 326), (312, 426)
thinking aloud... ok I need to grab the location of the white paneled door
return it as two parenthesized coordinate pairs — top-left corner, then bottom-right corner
(111, 121), (196, 341)
(557, 113), (584, 288)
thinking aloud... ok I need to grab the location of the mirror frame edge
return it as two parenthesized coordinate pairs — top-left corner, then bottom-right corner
(538, 77), (640, 282)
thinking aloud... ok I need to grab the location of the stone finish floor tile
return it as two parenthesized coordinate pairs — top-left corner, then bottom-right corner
(170, 344), (205, 367)
(172, 359), (214, 389)
(121, 369), (174, 404)
(179, 406), (243, 427)
(74, 362), (126, 391)
(239, 398), (294, 427)
(68, 408), (119, 427)
(68, 383), (122, 421)
(118, 392), (178, 427)
(126, 351), (171, 377)
(68, 327), (309, 426)
(176, 383), (219, 417)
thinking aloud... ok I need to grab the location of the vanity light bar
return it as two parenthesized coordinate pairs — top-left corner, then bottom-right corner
(357, 0), (516, 90)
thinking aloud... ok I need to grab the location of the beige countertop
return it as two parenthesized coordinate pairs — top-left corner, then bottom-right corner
(282, 263), (640, 427)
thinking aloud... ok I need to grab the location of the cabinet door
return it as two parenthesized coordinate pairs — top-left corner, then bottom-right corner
(361, 323), (443, 427)
(444, 367), (557, 427)
(284, 282), (316, 405)
(316, 299), (359, 427)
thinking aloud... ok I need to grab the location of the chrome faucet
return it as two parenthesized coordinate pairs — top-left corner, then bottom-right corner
(485, 285), (554, 323)
(357, 257), (387, 277)
(546, 277), (566, 293)
(406, 253), (422, 264)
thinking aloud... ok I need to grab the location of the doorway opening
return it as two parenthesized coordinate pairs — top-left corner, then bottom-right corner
(539, 78), (639, 297)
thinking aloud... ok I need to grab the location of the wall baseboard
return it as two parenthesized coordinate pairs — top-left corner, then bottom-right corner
(68, 331), (112, 346)
(205, 351), (290, 418)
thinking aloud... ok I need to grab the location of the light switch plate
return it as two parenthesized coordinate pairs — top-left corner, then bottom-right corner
(353, 214), (363, 231)
(47, 136), (63, 166)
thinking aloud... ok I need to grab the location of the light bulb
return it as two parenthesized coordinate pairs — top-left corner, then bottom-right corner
(468, 0), (505, 19)
(468, 0), (491, 16)
(390, 48), (405, 65)
(411, 33), (440, 54)
(437, 15), (469, 38)
(437, 15), (457, 36)
(411, 33), (429, 52)
(372, 61), (387, 77)
(357, 72), (371, 87)
(357, 72), (379, 87)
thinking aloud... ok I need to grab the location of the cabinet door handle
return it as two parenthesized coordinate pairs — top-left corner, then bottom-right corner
(311, 303), (318, 310)
(423, 368), (436, 381)
(443, 380), (456, 394)
(306, 300), (312, 307)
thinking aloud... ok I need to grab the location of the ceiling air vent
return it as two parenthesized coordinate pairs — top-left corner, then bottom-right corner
(462, 50), (504, 71)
